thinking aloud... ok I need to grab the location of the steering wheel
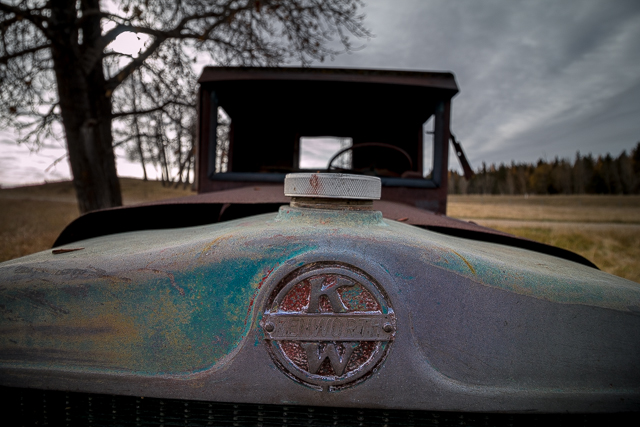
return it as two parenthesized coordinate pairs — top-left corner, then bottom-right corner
(327, 142), (414, 175)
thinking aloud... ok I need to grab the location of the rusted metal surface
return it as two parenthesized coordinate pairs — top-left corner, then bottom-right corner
(450, 132), (474, 180)
(1, 203), (639, 412)
(196, 67), (455, 214)
(290, 197), (374, 210)
(198, 67), (459, 92)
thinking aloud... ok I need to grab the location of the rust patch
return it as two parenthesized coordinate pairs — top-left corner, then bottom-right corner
(452, 250), (477, 275)
(346, 341), (377, 372)
(244, 266), (275, 325)
(309, 174), (321, 195)
(338, 284), (381, 312)
(257, 267), (275, 291)
(280, 340), (309, 371)
(280, 280), (311, 312)
(199, 234), (233, 258)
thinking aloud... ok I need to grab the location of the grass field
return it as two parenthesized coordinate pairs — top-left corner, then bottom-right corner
(0, 178), (192, 262)
(448, 194), (640, 283)
(1, 181), (639, 283)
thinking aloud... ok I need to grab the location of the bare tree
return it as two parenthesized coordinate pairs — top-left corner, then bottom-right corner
(0, 0), (370, 212)
(114, 64), (196, 188)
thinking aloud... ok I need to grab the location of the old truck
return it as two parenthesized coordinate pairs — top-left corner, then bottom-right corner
(0, 67), (638, 426)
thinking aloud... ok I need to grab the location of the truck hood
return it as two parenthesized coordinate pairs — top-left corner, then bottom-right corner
(0, 205), (638, 412)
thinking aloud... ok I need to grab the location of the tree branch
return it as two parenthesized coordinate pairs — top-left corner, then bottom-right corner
(0, 2), (51, 36)
(111, 100), (192, 119)
(102, 51), (133, 59)
(14, 103), (60, 145)
(102, 3), (243, 90)
(75, 9), (128, 27)
(104, 36), (166, 91)
(0, 42), (51, 62)
(44, 152), (68, 173)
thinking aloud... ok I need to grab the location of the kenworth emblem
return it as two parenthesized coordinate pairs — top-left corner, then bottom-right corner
(261, 262), (395, 391)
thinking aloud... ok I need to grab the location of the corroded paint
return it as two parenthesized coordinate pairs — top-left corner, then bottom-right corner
(0, 204), (639, 382)
(451, 250), (476, 275)
(0, 224), (315, 376)
(274, 206), (639, 312)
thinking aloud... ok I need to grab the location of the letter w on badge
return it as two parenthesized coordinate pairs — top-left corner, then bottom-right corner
(301, 342), (359, 376)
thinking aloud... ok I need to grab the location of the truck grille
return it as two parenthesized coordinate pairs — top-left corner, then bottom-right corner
(1, 386), (635, 426)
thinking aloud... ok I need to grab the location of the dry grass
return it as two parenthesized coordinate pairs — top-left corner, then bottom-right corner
(0, 177), (192, 205)
(447, 194), (640, 223)
(448, 195), (640, 283)
(0, 199), (79, 263)
(0, 178), (193, 262)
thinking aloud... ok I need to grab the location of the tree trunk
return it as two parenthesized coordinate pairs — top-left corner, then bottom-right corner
(182, 155), (192, 189)
(131, 74), (148, 181)
(135, 117), (148, 182)
(49, 0), (122, 213)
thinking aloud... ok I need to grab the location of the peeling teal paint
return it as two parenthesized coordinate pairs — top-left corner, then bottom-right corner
(0, 206), (638, 381)
(377, 262), (391, 275)
(0, 216), (316, 377)
(394, 272), (415, 281)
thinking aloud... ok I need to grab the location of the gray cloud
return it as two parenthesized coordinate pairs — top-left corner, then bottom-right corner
(2, 1), (640, 185)
(329, 0), (640, 169)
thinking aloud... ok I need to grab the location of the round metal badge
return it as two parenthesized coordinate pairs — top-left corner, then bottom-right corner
(261, 262), (395, 391)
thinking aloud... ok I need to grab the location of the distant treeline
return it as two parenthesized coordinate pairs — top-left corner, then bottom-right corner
(449, 142), (640, 195)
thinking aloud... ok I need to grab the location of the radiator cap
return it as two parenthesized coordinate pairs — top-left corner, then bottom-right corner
(284, 173), (381, 200)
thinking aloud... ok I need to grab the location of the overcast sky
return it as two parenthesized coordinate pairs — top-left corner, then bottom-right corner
(332, 0), (640, 168)
(2, 0), (640, 186)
